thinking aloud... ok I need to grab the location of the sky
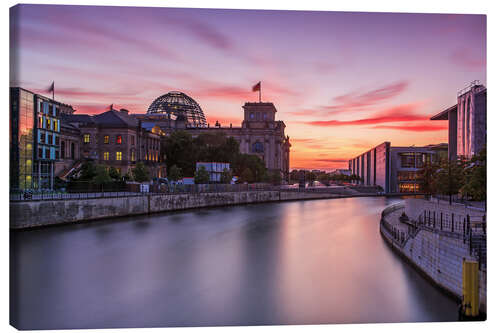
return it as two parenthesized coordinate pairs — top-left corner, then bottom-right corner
(10, 5), (486, 171)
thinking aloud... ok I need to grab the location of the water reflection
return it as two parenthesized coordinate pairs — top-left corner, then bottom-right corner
(10, 197), (457, 329)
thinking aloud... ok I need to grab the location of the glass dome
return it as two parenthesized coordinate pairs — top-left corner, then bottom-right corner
(146, 91), (207, 128)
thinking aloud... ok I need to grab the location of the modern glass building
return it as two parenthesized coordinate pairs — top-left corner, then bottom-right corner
(10, 88), (35, 190)
(10, 87), (64, 191)
(348, 142), (448, 193)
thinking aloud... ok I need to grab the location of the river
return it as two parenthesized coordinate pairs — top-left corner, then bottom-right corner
(10, 196), (458, 329)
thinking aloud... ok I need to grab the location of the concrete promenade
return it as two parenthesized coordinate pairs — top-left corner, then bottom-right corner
(380, 199), (487, 313)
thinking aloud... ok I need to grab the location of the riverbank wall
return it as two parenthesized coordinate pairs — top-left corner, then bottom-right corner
(380, 199), (486, 313)
(10, 190), (340, 229)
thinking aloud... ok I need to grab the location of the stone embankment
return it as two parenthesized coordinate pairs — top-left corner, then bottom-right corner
(380, 198), (486, 312)
(10, 190), (339, 229)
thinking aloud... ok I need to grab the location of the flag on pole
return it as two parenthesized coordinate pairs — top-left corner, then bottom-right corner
(252, 81), (261, 102)
(47, 81), (55, 99)
(252, 81), (261, 92)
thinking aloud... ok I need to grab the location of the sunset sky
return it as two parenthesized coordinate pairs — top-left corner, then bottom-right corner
(10, 5), (486, 171)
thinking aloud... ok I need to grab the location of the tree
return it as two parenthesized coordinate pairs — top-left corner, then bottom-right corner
(419, 159), (440, 196)
(108, 167), (121, 180)
(268, 170), (282, 185)
(432, 158), (465, 201)
(221, 168), (232, 184)
(460, 147), (486, 201)
(194, 165), (210, 184)
(162, 131), (198, 177)
(169, 165), (182, 182)
(132, 162), (150, 182)
(78, 161), (97, 180)
(240, 168), (254, 183)
(318, 173), (330, 186)
(93, 164), (112, 185)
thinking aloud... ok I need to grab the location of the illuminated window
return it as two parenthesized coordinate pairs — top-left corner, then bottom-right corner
(116, 135), (122, 144)
(104, 152), (109, 160)
(116, 151), (122, 161)
(104, 135), (109, 144)
(250, 112), (254, 119)
(83, 134), (90, 143)
(38, 117), (43, 128)
(131, 150), (135, 161)
(47, 118), (51, 130)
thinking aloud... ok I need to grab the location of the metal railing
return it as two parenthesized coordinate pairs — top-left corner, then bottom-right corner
(10, 183), (281, 202)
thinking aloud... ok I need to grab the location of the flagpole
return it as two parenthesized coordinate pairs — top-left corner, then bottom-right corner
(259, 81), (261, 103)
(52, 82), (54, 100)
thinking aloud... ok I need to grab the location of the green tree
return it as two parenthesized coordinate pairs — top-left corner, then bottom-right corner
(79, 161), (97, 180)
(433, 158), (465, 200)
(194, 165), (210, 184)
(318, 173), (330, 186)
(132, 162), (150, 182)
(169, 164), (182, 181)
(162, 131), (198, 177)
(419, 159), (440, 196)
(221, 168), (232, 184)
(240, 168), (254, 183)
(108, 167), (121, 180)
(460, 147), (486, 201)
(269, 170), (282, 185)
(93, 164), (112, 185)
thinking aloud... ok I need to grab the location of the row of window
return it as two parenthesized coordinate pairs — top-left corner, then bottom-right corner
(103, 151), (127, 161)
(38, 116), (60, 132)
(38, 131), (60, 146)
(249, 112), (269, 121)
(38, 145), (59, 160)
(101, 151), (159, 162)
(38, 101), (60, 118)
(84, 134), (136, 145)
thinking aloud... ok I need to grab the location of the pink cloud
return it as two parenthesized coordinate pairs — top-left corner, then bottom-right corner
(307, 103), (425, 127)
(372, 123), (448, 132)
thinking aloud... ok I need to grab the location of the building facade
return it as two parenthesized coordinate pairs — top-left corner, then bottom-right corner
(60, 108), (165, 179)
(10, 87), (75, 190)
(348, 142), (447, 193)
(431, 81), (486, 160)
(133, 92), (291, 180)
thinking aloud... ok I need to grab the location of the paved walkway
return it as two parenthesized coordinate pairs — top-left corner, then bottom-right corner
(384, 206), (410, 234)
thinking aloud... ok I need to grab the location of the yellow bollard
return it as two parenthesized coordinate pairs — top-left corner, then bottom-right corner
(462, 260), (479, 318)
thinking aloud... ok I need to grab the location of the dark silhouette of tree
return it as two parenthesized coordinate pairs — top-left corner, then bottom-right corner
(221, 168), (232, 184)
(132, 162), (150, 182)
(168, 165), (182, 181)
(460, 147), (486, 201)
(194, 165), (210, 184)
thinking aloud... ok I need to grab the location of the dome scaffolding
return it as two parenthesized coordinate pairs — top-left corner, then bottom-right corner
(146, 91), (207, 128)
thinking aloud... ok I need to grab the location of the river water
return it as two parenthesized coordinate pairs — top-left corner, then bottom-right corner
(10, 196), (458, 329)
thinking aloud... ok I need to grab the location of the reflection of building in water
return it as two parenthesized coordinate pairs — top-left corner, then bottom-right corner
(133, 91), (291, 179)
(10, 87), (73, 190)
(431, 81), (486, 160)
(348, 142), (448, 193)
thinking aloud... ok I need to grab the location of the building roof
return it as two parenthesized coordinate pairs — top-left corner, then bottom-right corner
(430, 104), (457, 121)
(93, 109), (139, 128)
(61, 114), (94, 124)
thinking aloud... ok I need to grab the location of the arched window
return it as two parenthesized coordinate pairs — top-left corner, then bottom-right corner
(252, 141), (264, 153)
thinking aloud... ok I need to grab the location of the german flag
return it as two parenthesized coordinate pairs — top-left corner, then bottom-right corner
(252, 81), (261, 92)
